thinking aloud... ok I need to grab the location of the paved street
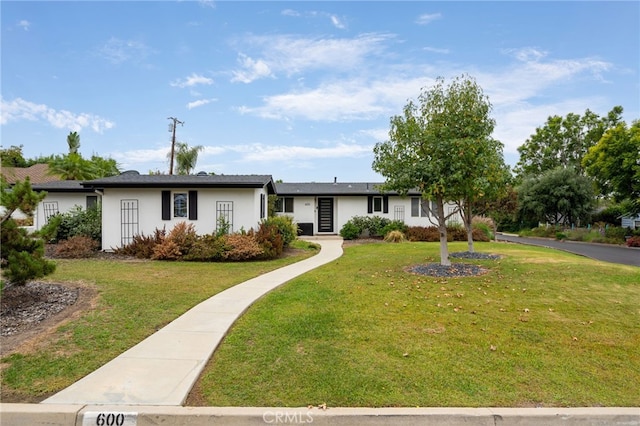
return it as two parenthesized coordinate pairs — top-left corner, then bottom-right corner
(496, 233), (640, 267)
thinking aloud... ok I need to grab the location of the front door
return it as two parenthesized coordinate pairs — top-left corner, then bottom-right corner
(317, 197), (334, 233)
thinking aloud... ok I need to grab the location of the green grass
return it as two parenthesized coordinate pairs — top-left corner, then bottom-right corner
(3, 241), (639, 407)
(189, 241), (640, 407)
(0, 241), (317, 402)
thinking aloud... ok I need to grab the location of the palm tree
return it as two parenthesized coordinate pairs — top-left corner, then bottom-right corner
(170, 142), (204, 175)
(67, 131), (81, 154)
(48, 153), (97, 180)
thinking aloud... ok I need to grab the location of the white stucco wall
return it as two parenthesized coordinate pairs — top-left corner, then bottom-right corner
(34, 193), (96, 230)
(278, 195), (462, 235)
(101, 187), (268, 250)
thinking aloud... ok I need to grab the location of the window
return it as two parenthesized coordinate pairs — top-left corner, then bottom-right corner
(86, 195), (98, 209)
(373, 196), (383, 212)
(173, 193), (188, 218)
(43, 202), (59, 222)
(411, 198), (429, 217)
(260, 194), (266, 219)
(162, 190), (197, 220)
(367, 195), (389, 214)
(275, 197), (294, 213)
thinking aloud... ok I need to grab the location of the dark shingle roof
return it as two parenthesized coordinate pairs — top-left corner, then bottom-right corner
(31, 180), (94, 193)
(81, 173), (276, 193)
(275, 182), (422, 196)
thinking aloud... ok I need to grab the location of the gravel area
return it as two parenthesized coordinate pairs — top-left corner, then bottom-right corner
(449, 251), (501, 260)
(0, 282), (79, 337)
(408, 263), (488, 277)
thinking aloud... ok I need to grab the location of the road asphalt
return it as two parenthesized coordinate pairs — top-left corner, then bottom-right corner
(496, 233), (640, 267)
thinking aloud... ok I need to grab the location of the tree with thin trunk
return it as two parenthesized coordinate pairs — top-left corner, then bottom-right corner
(373, 74), (500, 264)
(67, 131), (81, 154)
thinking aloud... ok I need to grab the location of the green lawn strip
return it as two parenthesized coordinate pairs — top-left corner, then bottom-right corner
(1, 242), (317, 401)
(192, 241), (640, 407)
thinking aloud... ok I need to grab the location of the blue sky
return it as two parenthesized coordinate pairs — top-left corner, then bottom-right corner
(2, 1), (638, 182)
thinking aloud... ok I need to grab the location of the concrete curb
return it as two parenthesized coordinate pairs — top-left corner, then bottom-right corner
(2, 404), (639, 425)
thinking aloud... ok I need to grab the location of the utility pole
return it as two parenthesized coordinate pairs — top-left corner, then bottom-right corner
(167, 117), (184, 175)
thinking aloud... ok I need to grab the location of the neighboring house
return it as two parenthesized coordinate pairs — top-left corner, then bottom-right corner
(1, 163), (60, 185)
(30, 180), (100, 230)
(622, 214), (640, 230)
(81, 172), (275, 250)
(1, 164), (63, 225)
(274, 180), (461, 236)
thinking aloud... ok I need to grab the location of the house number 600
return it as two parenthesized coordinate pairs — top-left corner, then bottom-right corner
(83, 412), (137, 426)
(96, 413), (124, 426)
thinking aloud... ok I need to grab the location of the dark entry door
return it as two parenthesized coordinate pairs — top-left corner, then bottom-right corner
(317, 197), (334, 233)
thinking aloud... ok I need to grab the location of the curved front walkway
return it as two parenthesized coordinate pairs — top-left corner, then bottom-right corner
(42, 237), (344, 406)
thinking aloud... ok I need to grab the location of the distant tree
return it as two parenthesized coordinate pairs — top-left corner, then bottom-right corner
(90, 155), (120, 178)
(172, 142), (204, 175)
(0, 145), (28, 167)
(373, 74), (497, 265)
(583, 120), (640, 216)
(0, 177), (56, 286)
(517, 167), (595, 227)
(47, 131), (119, 180)
(515, 106), (623, 178)
(67, 131), (81, 154)
(48, 153), (97, 180)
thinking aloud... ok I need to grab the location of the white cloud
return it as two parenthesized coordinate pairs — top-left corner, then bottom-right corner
(18, 20), (31, 31)
(187, 98), (216, 110)
(0, 97), (114, 133)
(171, 73), (214, 88)
(423, 46), (449, 54)
(330, 15), (346, 29)
(98, 37), (152, 65)
(416, 13), (442, 25)
(228, 142), (372, 163)
(230, 33), (393, 83)
(238, 76), (430, 121)
(231, 55), (273, 83)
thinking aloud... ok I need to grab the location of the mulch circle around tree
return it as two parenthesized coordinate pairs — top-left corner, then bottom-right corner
(407, 251), (501, 278)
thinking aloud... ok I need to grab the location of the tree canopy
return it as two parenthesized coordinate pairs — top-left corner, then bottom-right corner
(515, 106), (623, 179)
(517, 167), (595, 227)
(583, 120), (640, 216)
(171, 142), (204, 175)
(373, 74), (500, 264)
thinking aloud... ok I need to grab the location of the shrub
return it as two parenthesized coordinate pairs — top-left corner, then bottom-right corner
(0, 219), (55, 286)
(54, 235), (99, 258)
(37, 214), (63, 243)
(383, 230), (406, 243)
(222, 233), (264, 261)
(55, 205), (102, 244)
(604, 226), (627, 243)
(472, 216), (495, 240)
(167, 222), (198, 254)
(114, 228), (166, 259)
(555, 232), (567, 240)
(151, 239), (182, 260)
(447, 224), (467, 241)
(626, 236), (640, 247)
(406, 226), (440, 242)
(256, 222), (284, 259)
(381, 220), (408, 236)
(471, 228), (490, 242)
(183, 234), (229, 262)
(340, 221), (361, 240)
(262, 215), (297, 247)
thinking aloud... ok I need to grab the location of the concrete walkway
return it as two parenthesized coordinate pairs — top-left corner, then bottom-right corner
(42, 237), (344, 406)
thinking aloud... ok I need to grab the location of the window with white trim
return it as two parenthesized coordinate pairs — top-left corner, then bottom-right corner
(173, 192), (188, 218)
(411, 198), (429, 217)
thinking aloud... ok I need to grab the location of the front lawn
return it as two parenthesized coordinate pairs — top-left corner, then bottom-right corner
(187, 241), (640, 407)
(0, 241), (317, 402)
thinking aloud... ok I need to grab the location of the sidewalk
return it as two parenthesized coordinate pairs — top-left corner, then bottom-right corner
(42, 237), (344, 406)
